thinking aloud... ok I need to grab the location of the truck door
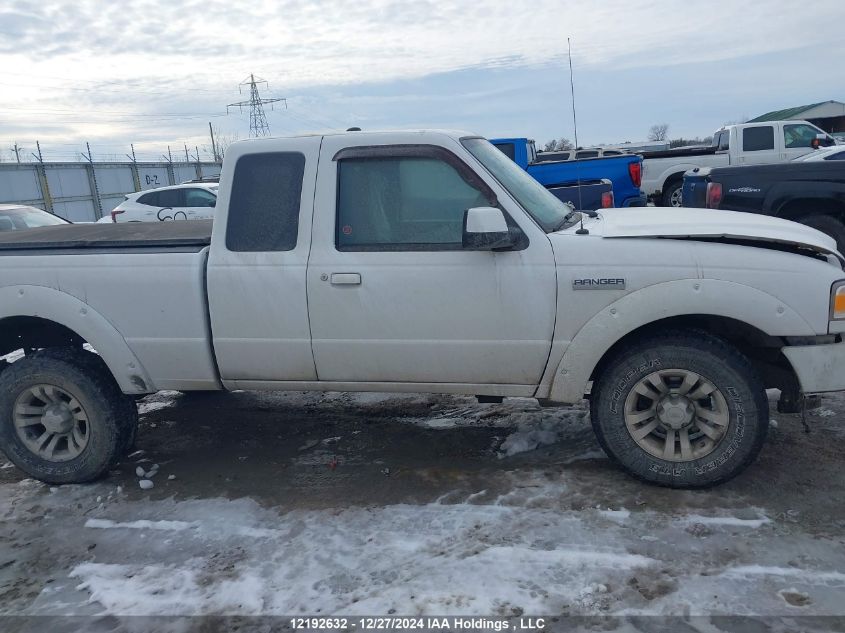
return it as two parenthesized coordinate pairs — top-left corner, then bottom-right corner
(306, 138), (557, 390)
(206, 137), (319, 382)
(780, 122), (827, 161)
(737, 125), (780, 165)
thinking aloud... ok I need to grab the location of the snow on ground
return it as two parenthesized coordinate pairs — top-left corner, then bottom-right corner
(6, 484), (844, 618)
(1, 388), (844, 624)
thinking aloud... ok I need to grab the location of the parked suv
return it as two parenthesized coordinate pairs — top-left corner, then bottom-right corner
(100, 184), (218, 223)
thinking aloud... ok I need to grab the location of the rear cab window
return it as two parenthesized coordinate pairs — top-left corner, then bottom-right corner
(226, 152), (306, 252)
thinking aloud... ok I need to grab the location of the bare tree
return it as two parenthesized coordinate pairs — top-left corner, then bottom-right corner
(648, 124), (669, 141)
(555, 138), (573, 151)
(543, 140), (556, 152)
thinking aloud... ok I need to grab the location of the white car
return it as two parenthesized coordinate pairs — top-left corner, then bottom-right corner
(793, 146), (845, 161)
(0, 204), (70, 231)
(100, 183), (218, 223)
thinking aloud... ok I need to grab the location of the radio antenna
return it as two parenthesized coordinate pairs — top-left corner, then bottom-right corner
(568, 38), (588, 234)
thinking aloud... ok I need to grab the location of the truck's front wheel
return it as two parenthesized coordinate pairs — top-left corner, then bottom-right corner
(0, 348), (137, 484)
(590, 332), (768, 488)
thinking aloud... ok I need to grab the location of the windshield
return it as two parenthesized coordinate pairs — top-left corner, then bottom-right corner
(0, 207), (68, 231)
(462, 137), (573, 232)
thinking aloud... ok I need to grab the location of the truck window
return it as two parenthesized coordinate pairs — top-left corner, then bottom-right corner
(336, 156), (492, 250)
(493, 143), (516, 161)
(716, 131), (730, 151)
(783, 123), (821, 149)
(742, 126), (775, 152)
(575, 150), (599, 159)
(225, 152), (305, 252)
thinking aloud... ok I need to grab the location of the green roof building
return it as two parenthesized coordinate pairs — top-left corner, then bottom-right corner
(749, 100), (845, 134)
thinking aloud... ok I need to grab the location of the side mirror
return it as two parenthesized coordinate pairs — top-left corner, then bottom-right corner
(462, 207), (517, 251)
(816, 133), (835, 148)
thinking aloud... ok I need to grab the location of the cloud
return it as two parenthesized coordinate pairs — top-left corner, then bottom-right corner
(0, 0), (843, 157)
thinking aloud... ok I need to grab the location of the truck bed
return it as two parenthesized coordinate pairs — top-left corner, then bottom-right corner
(0, 220), (212, 252)
(640, 146), (718, 160)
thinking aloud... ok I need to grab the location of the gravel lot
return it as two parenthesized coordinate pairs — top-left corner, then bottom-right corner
(1, 387), (844, 630)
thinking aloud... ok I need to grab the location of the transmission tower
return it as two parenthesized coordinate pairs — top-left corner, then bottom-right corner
(227, 74), (286, 137)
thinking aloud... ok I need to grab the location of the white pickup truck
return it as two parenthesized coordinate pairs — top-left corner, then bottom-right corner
(642, 120), (837, 207)
(2, 130), (845, 489)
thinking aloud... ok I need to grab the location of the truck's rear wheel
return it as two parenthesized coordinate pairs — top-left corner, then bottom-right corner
(590, 332), (768, 488)
(0, 348), (137, 484)
(662, 181), (683, 207)
(798, 214), (845, 254)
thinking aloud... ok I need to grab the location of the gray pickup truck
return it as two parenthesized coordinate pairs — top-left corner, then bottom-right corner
(2, 130), (845, 489)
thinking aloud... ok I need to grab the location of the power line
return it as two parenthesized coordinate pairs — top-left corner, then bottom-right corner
(227, 74), (286, 137)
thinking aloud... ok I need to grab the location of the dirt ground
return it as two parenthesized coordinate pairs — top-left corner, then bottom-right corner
(1, 388), (844, 631)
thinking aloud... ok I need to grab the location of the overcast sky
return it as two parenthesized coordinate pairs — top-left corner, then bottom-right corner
(1, 0), (844, 162)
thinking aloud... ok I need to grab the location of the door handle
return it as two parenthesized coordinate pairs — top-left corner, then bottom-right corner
(330, 273), (361, 285)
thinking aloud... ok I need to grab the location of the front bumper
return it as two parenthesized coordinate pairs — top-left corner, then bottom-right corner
(783, 340), (845, 394)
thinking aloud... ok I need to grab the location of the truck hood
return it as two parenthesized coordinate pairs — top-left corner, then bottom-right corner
(592, 207), (841, 259)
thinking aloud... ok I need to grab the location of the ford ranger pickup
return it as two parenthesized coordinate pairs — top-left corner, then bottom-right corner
(1, 130), (844, 489)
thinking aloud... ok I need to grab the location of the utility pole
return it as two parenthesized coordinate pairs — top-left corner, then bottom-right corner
(82, 142), (103, 219)
(31, 141), (53, 213)
(126, 144), (140, 191)
(12, 143), (21, 164)
(208, 122), (219, 162)
(227, 74), (286, 137)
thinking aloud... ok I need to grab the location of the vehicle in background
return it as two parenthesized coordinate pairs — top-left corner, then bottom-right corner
(0, 204), (70, 231)
(4, 130), (845, 489)
(99, 183), (218, 223)
(642, 120), (837, 207)
(793, 146), (845, 162)
(535, 147), (628, 162)
(181, 176), (221, 184)
(682, 161), (845, 251)
(491, 137), (646, 208)
(831, 132), (845, 145)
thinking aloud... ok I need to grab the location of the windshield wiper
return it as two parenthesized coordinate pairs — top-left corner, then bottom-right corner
(553, 207), (598, 232)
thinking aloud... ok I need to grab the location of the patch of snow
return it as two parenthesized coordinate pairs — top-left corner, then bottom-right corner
(138, 480), (154, 490)
(85, 519), (194, 532)
(721, 565), (845, 583)
(67, 497), (657, 616)
(814, 408), (836, 418)
(678, 514), (771, 529)
(597, 508), (631, 522)
(498, 419), (561, 457)
(137, 401), (175, 416)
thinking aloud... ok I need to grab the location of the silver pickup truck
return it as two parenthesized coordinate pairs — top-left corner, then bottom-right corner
(2, 130), (845, 488)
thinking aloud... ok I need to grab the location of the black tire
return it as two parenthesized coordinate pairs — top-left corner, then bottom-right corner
(590, 331), (768, 488)
(798, 214), (845, 254)
(0, 348), (137, 484)
(661, 180), (683, 207)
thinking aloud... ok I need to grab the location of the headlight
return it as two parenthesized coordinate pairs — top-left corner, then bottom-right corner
(831, 281), (845, 320)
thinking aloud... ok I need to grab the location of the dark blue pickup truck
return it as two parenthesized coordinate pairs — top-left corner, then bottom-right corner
(491, 137), (647, 208)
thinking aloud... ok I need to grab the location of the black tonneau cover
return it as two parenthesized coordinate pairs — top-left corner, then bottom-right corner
(0, 220), (212, 251)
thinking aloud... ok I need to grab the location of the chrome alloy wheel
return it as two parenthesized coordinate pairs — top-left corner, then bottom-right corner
(670, 186), (683, 207)
(13, 384), (90, 462)
(623, 369), (729, 462)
